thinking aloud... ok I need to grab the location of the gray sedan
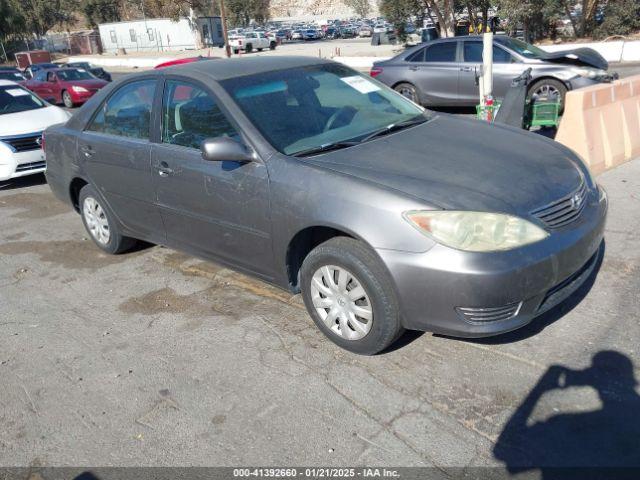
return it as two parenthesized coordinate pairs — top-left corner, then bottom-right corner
(44, 57), (607, 355)
(371, 35), (616, 107)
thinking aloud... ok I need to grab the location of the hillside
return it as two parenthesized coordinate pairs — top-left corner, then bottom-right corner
(270, 0), (380, 20)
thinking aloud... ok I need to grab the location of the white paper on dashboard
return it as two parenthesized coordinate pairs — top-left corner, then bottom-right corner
(340, 75), (380, 94)
(6, 88), (29, 97)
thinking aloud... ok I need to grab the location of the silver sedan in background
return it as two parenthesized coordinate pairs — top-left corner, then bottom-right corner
(371, 35), (617, 107)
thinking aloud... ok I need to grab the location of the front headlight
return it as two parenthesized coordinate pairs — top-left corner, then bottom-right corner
(71, 85), (88, 93)
(570, 67), (607, 79)
(403, 211), (549, 252)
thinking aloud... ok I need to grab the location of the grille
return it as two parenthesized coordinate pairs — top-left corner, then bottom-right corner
(531, 182), (588, 229)
(1, 133), (42, 153)
(455, 302), (522, 324)
(16, 160), (46, 172)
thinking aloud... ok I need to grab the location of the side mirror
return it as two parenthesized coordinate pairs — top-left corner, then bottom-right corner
(201, 137), (253, 163)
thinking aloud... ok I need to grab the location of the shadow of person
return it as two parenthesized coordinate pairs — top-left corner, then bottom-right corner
(494, 351), (640, 479)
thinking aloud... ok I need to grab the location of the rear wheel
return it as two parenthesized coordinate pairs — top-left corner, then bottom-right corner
(258, 47), (264, 52)
(79, 185), (136, 255)
(300, 237), (404, 355)
(62, 90), (74, 108)
(394, 83), (419, 104)
(246, 43), (253, 53)
(233, 49), (239, 54)
(270, 41), (277, 50)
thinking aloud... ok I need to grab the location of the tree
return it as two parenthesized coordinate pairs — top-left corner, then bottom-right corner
(225, 0), (270, 27)
(343, 0), (370, 18)
(82, 0), (122, 28)
(596, 0), (640, 37)
(0, 0), (25, 39)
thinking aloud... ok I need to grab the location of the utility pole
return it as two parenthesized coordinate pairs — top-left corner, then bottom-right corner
(218, 0), (231, 58)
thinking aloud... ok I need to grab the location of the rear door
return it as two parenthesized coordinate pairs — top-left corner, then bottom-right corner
(150, 78), (273, 276)
(77, 78), (165, 242)
(406, 41), (461, 106)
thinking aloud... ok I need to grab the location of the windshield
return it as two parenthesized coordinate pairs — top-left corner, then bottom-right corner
(495, 37), (548, 59)
(57, 69), (95, 81)
(221, 63), (426, 156)
(0, 71), (25, 81)
(0, 85), (46, 115)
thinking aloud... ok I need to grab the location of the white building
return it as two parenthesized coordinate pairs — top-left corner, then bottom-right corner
(98, 17), (223, 54)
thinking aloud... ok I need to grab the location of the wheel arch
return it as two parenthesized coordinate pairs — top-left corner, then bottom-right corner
(528, 75), (569, 92)
(285, 225), (360, 292)
(69, 176), (89, 213)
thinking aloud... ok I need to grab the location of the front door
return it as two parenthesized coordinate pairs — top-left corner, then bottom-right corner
(459, 41), (527, 104)
(150, 79), (273, 277)
(78, 78), (165, 242)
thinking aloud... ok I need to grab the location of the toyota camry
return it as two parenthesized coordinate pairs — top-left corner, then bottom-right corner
(44, 57), (607, 354)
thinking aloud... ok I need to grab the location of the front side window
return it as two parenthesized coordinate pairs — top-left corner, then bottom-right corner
(221, 63), (426, 156)
(162, 80), (239, 149)
(88, 80), (156, 140)
(425, 42), (457, 62)
(0, 85), (46, 115)
(464, 42), (513, 64)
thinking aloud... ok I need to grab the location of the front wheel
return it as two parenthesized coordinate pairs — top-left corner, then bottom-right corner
(62, 90), (74, 108)
(270, 41), (277, 50)
(245, 44), (253, 53)
(528, 78), (567, 109)
(258, 47), (264, 52)
(79, 185), (136, 254)
(394, 83), (419, 104)
(300, 237), (404, 355)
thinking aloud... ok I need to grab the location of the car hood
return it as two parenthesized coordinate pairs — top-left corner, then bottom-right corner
(302, 115), (584, 215)
(539, 47), (608, 70)
(0, 105), (69, 136)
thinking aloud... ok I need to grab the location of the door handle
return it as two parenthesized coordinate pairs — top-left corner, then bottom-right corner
(157, 161), (174, 177)
(80, 145), (94, 158)
(409, 66), (419, 71)
(460, 66), (473, 72)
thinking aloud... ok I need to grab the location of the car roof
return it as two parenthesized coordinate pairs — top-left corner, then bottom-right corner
(160, 56), (333, 81)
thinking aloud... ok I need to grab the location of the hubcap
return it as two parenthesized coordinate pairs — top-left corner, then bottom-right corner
(310, 265), (373, 341)
(532, 84), (560, 102)
(397, 87), (415, 101)
(83, 196), (111, 245)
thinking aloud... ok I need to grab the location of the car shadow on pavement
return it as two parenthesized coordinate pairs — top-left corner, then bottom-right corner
(0, 173), (47, 190)
(493, 350), (640, 479)
(455, 241), (605, 346)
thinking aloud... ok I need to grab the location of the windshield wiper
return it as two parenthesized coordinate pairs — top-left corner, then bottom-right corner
(358, 115), (428, 144)
(292, 141), (360, 158)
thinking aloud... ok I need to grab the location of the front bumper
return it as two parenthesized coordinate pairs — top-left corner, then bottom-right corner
(569, 71), (618, 90)
(377, 186), (608, 337)
(0, 146), (46, 181)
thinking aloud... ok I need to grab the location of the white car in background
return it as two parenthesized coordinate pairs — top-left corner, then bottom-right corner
(0, 80), (70, 182)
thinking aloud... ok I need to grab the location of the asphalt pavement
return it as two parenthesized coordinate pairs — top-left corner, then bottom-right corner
(0, 156), (639, 469)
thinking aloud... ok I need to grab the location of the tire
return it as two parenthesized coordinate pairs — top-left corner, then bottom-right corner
(233, 49), (239, 54)
(246, 44), (253, 53)
(79, 185), (136, 255)
(528, 78), (567, 110)
(258, 48), (263, 52)
(270, 42), (277, 50)
(62, 90), (74, 108)
(394, 82), (420, 105)
(300, 237), (404, 355)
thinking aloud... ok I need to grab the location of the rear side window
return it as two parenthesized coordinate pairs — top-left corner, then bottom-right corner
(88, 80), (156, 140)
(425, 42), (457, 62)
(407, 48), (425, 63)
(162, 80), (239, 149)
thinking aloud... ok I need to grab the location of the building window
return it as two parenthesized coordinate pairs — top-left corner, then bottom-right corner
(130, 29), (137, 42)
(110, 30), (117, 43)
(147, 29), (154, 41)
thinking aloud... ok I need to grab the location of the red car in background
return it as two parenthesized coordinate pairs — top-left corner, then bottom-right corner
(24, 67), (107, 108)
